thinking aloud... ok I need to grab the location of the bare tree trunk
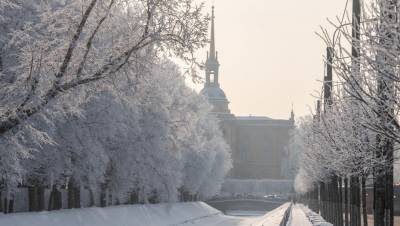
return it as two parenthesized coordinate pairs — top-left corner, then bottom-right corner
(100, 184), (106, 207)
(48, 187), (53, 211)
(385, 162), (394, 226)
(129, 191), (138, 205)
(310, 187), (319, 213)
(38, 186), (45, 211)
(321, 182), (326, 219)
(0, 190), (3, 213)
(333, 176), (343, 226)
(67, 181), (75, 209)
(29, 186), (45, 211)
(318, 185), (322, 215)
(4, 197), (8, 214)
(345, 177), (349, 226)
(327, 177), (339, 225)
(339, 178), (344, 226)
(8, 199), (14, 213)
(350, 176), (361, 226)
(350, 0), (361, 224)
(334, 177), (341, 226)
(327, 180), (333, 223)
(315, 187), (320, 213)
(374, 103), (394, 226)
(48, 185), (62, 211)
(0, 54), (3, 72)
(2, 196), (12, 214)
(54, 187), (62, 210)
(88, 188), (95, 207)
(108, 189), (113, 206)
(362, 176), (368, 226)
(374, 172), (385, 226)
(374, 1), (397, 225)
(74, 186), (81, 208)
(28, 186), (38, 211)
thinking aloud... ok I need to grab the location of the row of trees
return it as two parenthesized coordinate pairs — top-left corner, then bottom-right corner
(295, 0), (400, 226)
(0, 0), (232, 213)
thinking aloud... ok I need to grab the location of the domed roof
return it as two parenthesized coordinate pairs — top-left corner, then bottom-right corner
(200, 86), (227, 100)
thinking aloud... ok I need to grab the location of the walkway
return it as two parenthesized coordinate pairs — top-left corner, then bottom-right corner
(288, 204), (313, 226)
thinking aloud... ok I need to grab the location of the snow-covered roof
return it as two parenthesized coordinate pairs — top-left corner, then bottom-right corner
(200, 86), (227, 100)
(235, 116), (293, 127)
(236, 116), (273, 121)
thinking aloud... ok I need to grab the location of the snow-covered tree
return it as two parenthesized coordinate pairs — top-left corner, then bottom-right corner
(0, 0), (209, 200)
(5, 57), (231, 210)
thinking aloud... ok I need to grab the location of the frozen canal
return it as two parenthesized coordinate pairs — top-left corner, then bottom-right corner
(0, 201), (318, 226)
(179, 203), (291, 226)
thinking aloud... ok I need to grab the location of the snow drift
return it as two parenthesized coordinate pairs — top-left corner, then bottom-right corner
(0, 202), (221, 226)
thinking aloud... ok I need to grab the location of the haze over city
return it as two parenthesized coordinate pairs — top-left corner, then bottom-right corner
(1, 0), (399, 225)
(193, 0), (349, 119)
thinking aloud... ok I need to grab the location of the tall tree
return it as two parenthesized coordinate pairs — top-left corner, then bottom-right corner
(0, 0), (209, 195)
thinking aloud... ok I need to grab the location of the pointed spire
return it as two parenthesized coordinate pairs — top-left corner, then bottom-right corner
(204, 6), (220, 88)
(290, 103), (295, 122)
(209, 6), (216, 59)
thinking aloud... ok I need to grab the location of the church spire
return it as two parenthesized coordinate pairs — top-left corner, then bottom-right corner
(209, 6), (216, 60)
(205, 6), (220, 87)
(200, 6), (232, 116)
(290, 103), (295, 126)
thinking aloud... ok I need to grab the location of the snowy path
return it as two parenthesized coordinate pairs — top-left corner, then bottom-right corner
(288, 204), (313, 226)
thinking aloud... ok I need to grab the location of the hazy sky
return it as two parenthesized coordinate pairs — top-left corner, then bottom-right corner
(191, 0), (350, 119)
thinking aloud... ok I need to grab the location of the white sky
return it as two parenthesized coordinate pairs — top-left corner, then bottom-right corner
(190, 0), (351, 119)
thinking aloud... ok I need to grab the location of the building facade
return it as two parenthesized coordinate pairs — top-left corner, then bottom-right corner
(200, 7), (294, 180)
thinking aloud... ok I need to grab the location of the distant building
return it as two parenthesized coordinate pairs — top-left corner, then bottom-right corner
(200, 7), (294, 180)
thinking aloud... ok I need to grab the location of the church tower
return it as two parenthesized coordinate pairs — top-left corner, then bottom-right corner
(200, 6), (232, 117)
(290, 105), (295, 126)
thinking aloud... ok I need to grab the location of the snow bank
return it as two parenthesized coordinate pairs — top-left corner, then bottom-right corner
(298, 204), (333, 226)
(287, 204), (312, 226)
(249, 203), (291, 226)
(0, 202), (222, 226)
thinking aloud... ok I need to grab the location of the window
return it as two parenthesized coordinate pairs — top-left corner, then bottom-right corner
(210, 73), (215, 83)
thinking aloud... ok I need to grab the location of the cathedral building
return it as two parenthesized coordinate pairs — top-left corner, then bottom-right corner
(200, 7), (294, 180)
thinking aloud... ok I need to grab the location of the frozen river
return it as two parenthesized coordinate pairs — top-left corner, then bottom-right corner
(179, 203), (290, 226)
(0, 200), (317, 226)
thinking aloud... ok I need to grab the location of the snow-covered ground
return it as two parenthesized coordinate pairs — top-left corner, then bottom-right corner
(296, 204), (333, 226)
(0, 202), (292, 226)
(287, 204), (313, 226)
(247, 203), (291, 226)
